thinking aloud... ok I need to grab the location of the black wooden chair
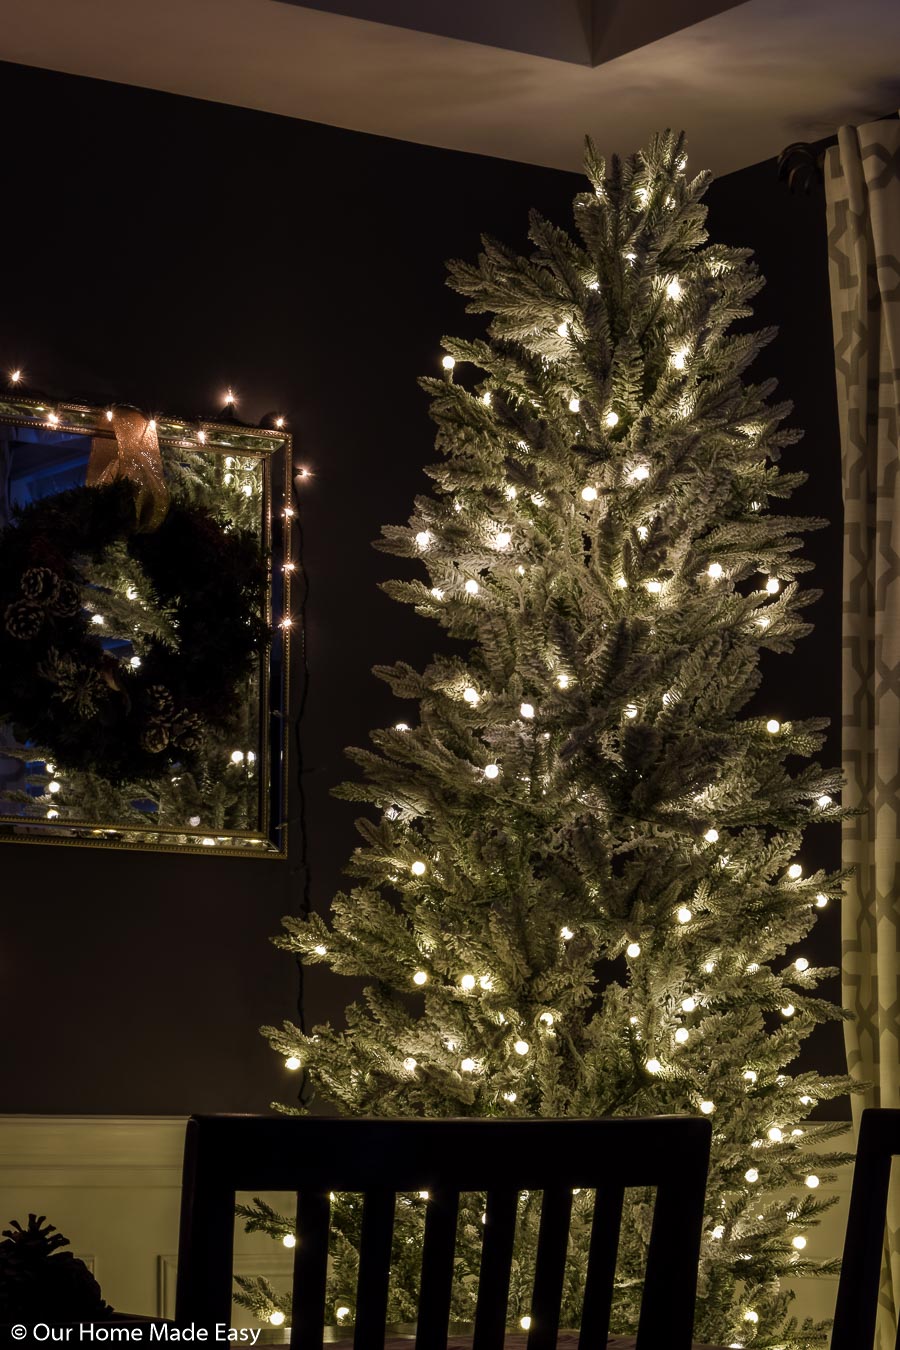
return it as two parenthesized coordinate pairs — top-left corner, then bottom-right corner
(175, 1114), (712, 1350)
(831, 1107), (900, 1349)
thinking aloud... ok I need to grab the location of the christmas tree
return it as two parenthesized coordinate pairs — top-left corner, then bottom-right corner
(252, 131), (853, 1346)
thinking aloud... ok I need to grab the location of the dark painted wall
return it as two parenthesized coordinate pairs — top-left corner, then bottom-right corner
(0, 60), (844, 1114)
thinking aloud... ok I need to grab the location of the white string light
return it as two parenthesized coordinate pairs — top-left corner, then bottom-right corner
(282, 1234), (296, 1249)
(483, 764), (500, 779)
(815, 893), (829, 908)
(792, 1235), (807, 1250)
(677, 907), (692, 924)
(817, 795), (832, 808)
(767, 1126), (783, 1143)
(646, 1058), (662, 1074)
(313, 944), (327, 956)
(787, 863), (803, 880)
(743, 1070), (758, 1084)
(269, 1312), (285, 1327)
(708, 562), (724, 579)
(794, 957), (809, 972)
(465, 579), (479, 595)
(581, 485), (598, 502)
(411, 860), (427, 876)
(460, 974), (476, 991)
(415, 530), (431, 549)
(442, 355), (456, 370)
(745, 1168), (759, 1183)
(463, 687), (480, 704)
(766, 719), (781, 734)
(647, 580), (662, 594)
(682, 997), (697, 1012)
(560, 926), (574, 941)
(625, 703), (638, 718)
(766, 577), (780, 594)
(285, 1056), (301, 1071)
(605, 411), (619, 428)
(413, 970), (428, 986)
(699, 1100), (715, 1115)
(461, 1057), (476, 1073)
(568, 397), (580, 413)
(805, 1175), (820, 1189)
(666, 278), (683, 301)
(520, 702), (535, 719)
(781, 1004), (796, 1018)
(626, 941), (641, 958)
(514, 1039), (529, 1055)
(704, 828), (719, 843)
(675, 1027), (689, 1044)
(403, 1057), (417, 1071)
(630, 464), (650, 482)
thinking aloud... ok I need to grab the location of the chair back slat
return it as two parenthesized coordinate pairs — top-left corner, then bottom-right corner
(414, 1187), (460, 1349)
(472, 1187), (519, 1349)
(578, 1183), (624, 1349)
(353, 1188), (396, 1350)
(174, 1117), (236, 1325)
(527, 1185), (574, 1350)
(831, 1107), (900, 1350)
(290, 1189), (331, 1350)
(635, 1166), (707, 1349)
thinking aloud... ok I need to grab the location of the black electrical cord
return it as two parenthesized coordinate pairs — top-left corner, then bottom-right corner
(287, 466), (315, 1108)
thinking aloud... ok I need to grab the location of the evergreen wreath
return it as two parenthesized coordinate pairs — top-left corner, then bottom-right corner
(0, 479), (267, 783)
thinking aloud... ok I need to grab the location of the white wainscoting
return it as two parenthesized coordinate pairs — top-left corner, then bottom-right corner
(0, 1115), (852, 1328)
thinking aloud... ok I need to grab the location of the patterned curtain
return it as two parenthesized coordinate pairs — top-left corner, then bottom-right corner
(825, 116), (900, 1346)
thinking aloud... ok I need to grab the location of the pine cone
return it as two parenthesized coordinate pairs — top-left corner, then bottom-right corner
(172, 712), (204, 751)
(4, 601), (43, 641)
(140, 720), (170, 754)
(0, 1215), (112, 1321)
(147, 685), (175, 718)
(50, 580), (82, 618)
(21, 567), (61, 605)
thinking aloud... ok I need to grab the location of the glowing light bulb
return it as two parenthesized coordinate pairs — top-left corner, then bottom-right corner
(242, 482), (253, 497)
(699, 1100), (715, 1115)
(463, 687), (479, 704)
(568, 397), (580, 413)
(792, 1235), (807, 1250)
(494, 531), (511, 548)
(766, 719), (781, 734)
(539, 1012), (554, 1027)
(479, 975), (493, 990)
(461, 1057), (476, 1073)
(757, 616), (770, 629)
(671, 349), (687, 371)
(413, 970), (428, 986)
(505, 485), (517, 500)
(431, 588), (444, 600)
(275, 417), (285, 429)
(313, 944), (327, 956)
(285, 1056), (301, 1071)
(682, 997), (697, 1012)
(197, 429), (206, 444)
(442, 354), (456, 370)
(817, 795), (832, 808)
(556, 321), (569, 337)
(503, 1091), (517, 1102)
(336, 1307), (350, 1322)
(744, 1311), (759, 1324)
(646, 1058), (662, 1074)
(91, 614), (105, 626)
(605, 410), (619, 428)
(481, 392), (492, 406)
(557, 674), (570, 689)
(48, 780), (61, 794)
(581, 485), (598, 502)
(788, 864), (803, 880)
(465, 579), (479, 595)
(625, 703), (638, 718)
(766, 576), (781, 594)
(626, 942), (641, 958)
(415, 530), (431, 549)
(805, 1175), (820, 1188)
(148, 419), (157, 431)
(395, 723), (410, 732)
(484, 763), (500, 779)
(711, 1225), (725, 1240)
(616, 576), (628, 590)
(403, 1057), (417, 1071)
(745, 1168), (759, 1183)
(815, 893), (829, 908)
(461, 974), (476, 991)
(516, 565), (526, 576)
(704, 828), (719, 843)
(47, 412), (60, 425)
(646, 579), (663, 596)
(675, 1027), (689, 1043)
(666, 278), (683, 301)
(230, 750), (245, 764)
(795, 957), (809, 972)
(768, 1126), (783, 1143)
(702, 960), (716, 973)
(10, 369), (21, 384)
(781, 1004), (796, 1018)
(708, 562), (724, 579)
(514, 1039), (529, 1055)
(282, 1234), (296, 1249)
(630, 464), (649, 481)
(520, 1317), (532, 1331)
(269, 1312), (286, 1327)
(520, 702), (535, 719)
(677, 907), (692, 924)
(560, 926), (574, 941)
(411, 860), (427, 876)
(46, 809), (59, 820)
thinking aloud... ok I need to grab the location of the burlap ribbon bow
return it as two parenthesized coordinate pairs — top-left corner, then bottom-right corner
(86, 406), (169, 531)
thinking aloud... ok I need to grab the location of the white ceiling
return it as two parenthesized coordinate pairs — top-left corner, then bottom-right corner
(0, 0), (897, 175)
